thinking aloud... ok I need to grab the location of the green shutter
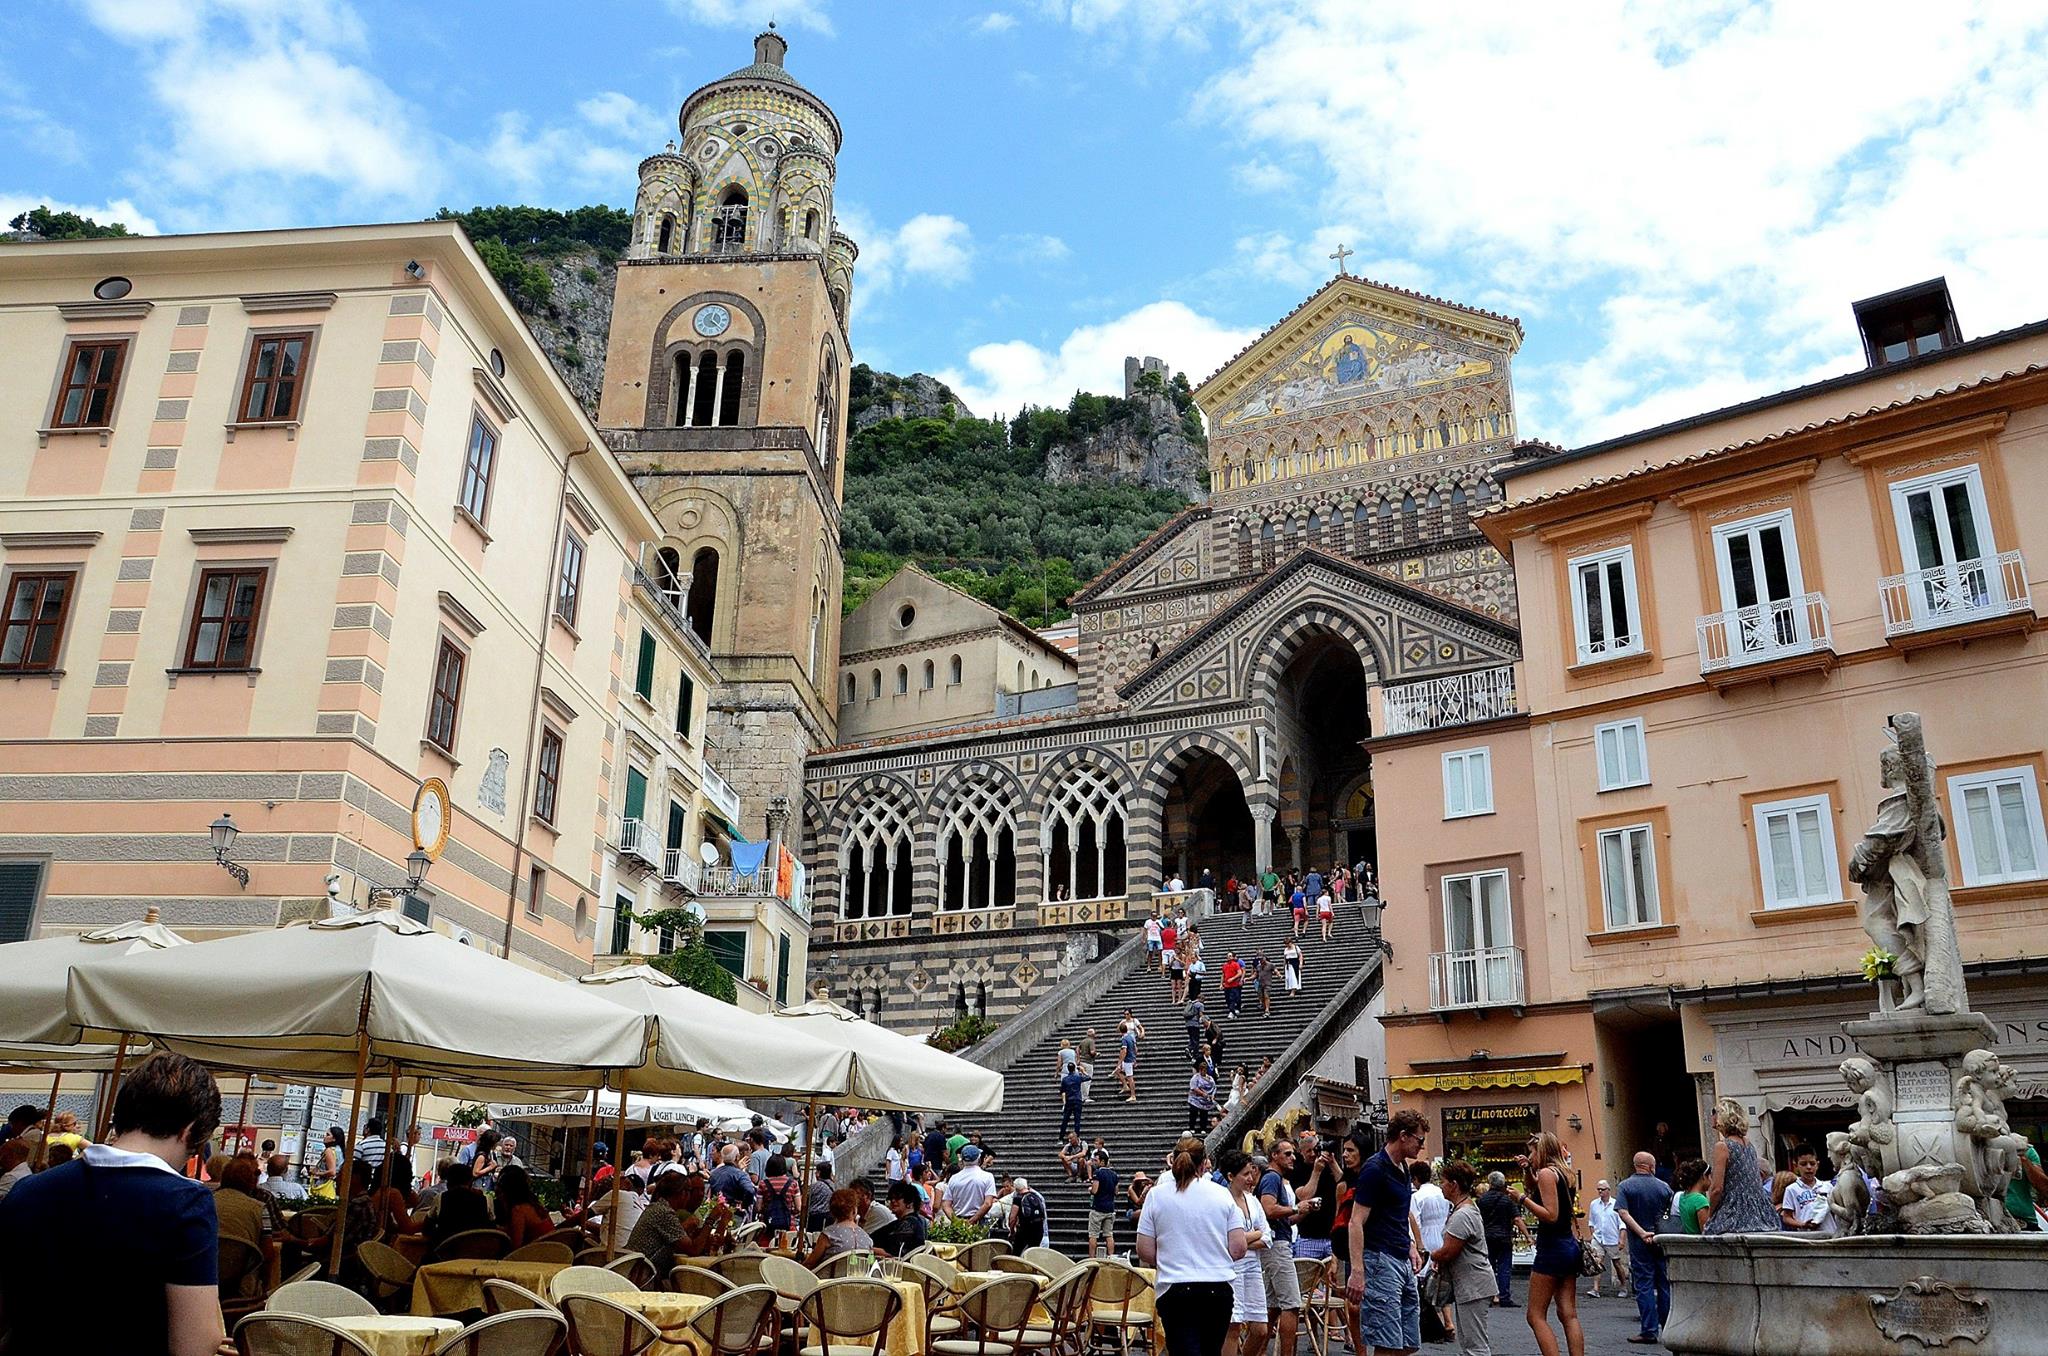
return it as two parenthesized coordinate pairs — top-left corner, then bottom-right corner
(706, 930), (747, 980)
(624, 767), (648, 825)
(0, 862), (43, 943)
(636, 629), (656, 699)
(676, 674), (694, 739)
(611, 895), (633, 953)
(776, 933), (792, 1005)
(666, 800), (687, 852)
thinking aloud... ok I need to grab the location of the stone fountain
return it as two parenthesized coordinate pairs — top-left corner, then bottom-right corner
(1664, 713), (2048, 1355)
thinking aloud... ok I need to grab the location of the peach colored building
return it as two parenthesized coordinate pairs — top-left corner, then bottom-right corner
(0, 222), (660, 978)
(1373, 280), (2048, 1182)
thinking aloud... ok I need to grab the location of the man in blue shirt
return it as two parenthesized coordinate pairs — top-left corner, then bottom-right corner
(1260, 1141), (1311, 1353)
(1088, 1151), (1121, 1257)
(1615, 1151), (1678, 1345)
(1058, 1067), (1086, 1142)
(1346, 1109), (1428, 1356)
(0, 1052), (226, 1356)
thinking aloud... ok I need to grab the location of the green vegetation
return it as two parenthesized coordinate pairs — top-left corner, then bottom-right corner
(927, 1013), (999, 1053)
(846, 363), (961, 426)
(436, 204), (632, 310)
(620, 904), (739, 1004)
(7, 206), (132, 240)
(840, 398), (1189, 624)
(927, 1216), (989, 1244)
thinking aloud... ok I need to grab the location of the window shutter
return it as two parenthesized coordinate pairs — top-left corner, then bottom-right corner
(706, 930), (747, 979)
(0, 862), (42, 943)
(624, 767), (648, 825)
(636, 629), (656, 699)
(676, 674), (694, 738)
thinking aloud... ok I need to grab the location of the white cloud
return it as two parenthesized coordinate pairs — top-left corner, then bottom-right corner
(1182, 2), (2048, 443)
(842, 207), (977, 293)
(667, 0), (833, 35)
(1233, 159), (1293, 194)
(577, 91), (665, 141)
(937, 300), (1260, 418)
(1003, 232), (1071, 262)
(976, 12), (1019, 33)
(0, 194), (160, 236)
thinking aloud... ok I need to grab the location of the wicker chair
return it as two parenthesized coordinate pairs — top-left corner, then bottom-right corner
(1084, 1260), (1154, 1356)
(930, 1276), (1037, 1356)
(356, 1240), (419, 1314)
(482, 1278), (558, 1317)
(218, 1237), (271, 1324)
(265, 1279), (378, 1319)
(1019, 1248), (1077, 1279)
(1293, 1256), (1343, 1356)
(687, 1283), (783, 1356)
(432, 1229), (515, 1263)
(604, 1251), (657, 1289)
(756, 1253), (818, 1316)
(431, 1309), (568, 1356)
(898, 1257), (963, 1346)
(547, 1265), (639, 1304)
(1013, 1265), (1095, 1356)
(813, 1252), (873, 1281)
(990, 1255), (1045, 1277)
(731, 1221), (767, 1248)
(953, 1240), (1007, 1272)
(535, 1227), (591, 1251)
(505, 1240), (576, 1265)
(233, 1312), (378, 1356)
(669, 1264), (737, 1300)
(707, 1252), (771, 1288)
(557, 1293), (661, 1356)
(796, 1278), (902, 1356)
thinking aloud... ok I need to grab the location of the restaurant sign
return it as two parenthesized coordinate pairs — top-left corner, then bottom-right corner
(1389, 1065), (1585, 1095)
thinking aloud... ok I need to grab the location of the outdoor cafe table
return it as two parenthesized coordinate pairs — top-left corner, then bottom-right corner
(410, 1259), (569, 1316)
(608, 1291), (713, 1356)
(807, 1276), (925, 1356)
(326, 1315), (462, 1356)
(953, 1265), (1161, 1344)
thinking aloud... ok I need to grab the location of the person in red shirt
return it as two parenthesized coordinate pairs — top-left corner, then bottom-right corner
(1221, 953), (1245, 1018)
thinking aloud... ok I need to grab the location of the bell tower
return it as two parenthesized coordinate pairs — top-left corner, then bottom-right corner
(598, 27), (855, 838)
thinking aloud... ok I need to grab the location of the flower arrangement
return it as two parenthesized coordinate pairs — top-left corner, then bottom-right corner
(1861, 947), (1898, 981)
(927, 1216), (988, 1244)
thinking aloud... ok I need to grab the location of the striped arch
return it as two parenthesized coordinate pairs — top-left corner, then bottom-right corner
(928, 765), (1023, 912)
(1029, 746), (1138, 903)
(815, 772), (920, 926)
(1126, 729), (1262, 896)
(1245, 604), (1387, 710)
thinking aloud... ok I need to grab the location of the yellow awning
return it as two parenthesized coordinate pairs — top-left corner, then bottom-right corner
(1390, 1065), (1585, 1095)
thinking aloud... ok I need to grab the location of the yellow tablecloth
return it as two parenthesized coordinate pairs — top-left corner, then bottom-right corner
(951, 1270), (1053, 1325)
(410, 1259), (568, 1316)
(327, 1315), (462, 1356)
(926, 1242), (963, 1261)
(610, 1291), (714, 1356)
(808, 1277), (925, 1356)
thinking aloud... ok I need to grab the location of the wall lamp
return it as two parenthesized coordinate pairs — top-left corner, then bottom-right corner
(209, 812), (250, 888)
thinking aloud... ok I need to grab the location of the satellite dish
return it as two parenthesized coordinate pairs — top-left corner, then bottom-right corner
(698, 841), (720, 866)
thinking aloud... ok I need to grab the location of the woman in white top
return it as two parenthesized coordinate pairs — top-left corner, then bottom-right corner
(1219, 1148), (1269, 1356)
(1282, 940), (1303, 995)
(1138, 1134), (1248, 1356)
(885, 1136), (905, 1182)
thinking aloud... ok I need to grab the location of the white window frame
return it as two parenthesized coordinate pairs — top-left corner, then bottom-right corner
(1710, 509), (1811, 659)
(1890, 465), (1996, 573)
(1596, 823), (1661, 930)
(1751, 793), (1842, 909)
(1949, 766), (2048, 887)
(1568, 545), (1643, 664)
(1441, 869), (1514, 952)
(1442, 747), (1493, 819)
(1594, 718), (1649, 792)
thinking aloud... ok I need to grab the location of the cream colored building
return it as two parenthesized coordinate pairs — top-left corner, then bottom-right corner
(1372, 279), (2048, 1180)
(0, 221), (657, 977)
(832, 565), (1079, 745)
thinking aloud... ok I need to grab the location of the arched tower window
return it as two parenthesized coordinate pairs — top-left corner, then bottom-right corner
(870, 669), (881, 698)
(895, 664), (908, 695)
(843, 673), (855, 704)
(1015, 660), (1024, 690)
(949, 654), (963, 684)
(654, 547), (685, 613)
(691, 352), (719, 427)
(656, 214), (675, 254)
(1260, 521), (1277, 570)
(1378, 497), (1394, 547)
(816, 347), (839, 472)
(939, 777), (1017, 912)
(923, 659), (935, 689)
(841, 793), (914, 920)
(718, 351), (745, 426)
(1044, 762), (1128, 901)
(805, 208), (820, 240)
(712, 186), (748, 254)
(1401, 493), (1420, 542)
(685, 547), (719, 645)
(1352, 502), (1369, 555)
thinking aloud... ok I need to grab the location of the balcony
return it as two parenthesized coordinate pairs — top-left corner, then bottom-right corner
(701, 763), (742, 826)
(630, 563), (713, 665)
(1429, 945), (1526, 1011)
(616, 817), (662, 872)
(661, 848), (701, 894)
(1879, 551), (2035, 647)
(1696, 592), (1835, 687)
(1381, 665), (1520, 736)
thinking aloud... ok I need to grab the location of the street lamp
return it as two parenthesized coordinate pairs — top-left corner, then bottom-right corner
(210, 812), (249, 888)
(405, 849), (431, 891)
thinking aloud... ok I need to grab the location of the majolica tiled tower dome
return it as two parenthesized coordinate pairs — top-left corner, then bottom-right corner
(629, 28), (858, 327)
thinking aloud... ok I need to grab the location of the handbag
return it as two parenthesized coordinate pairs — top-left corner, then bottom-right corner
(1577, 1236), (1601, 1277)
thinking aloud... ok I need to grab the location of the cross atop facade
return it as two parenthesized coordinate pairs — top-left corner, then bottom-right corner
(1330, 243), (1353, 275)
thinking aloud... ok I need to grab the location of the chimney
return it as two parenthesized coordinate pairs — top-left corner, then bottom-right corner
(754, 27), (787, 67)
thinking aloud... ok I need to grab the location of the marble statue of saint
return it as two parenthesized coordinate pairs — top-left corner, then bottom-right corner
(1841, 1056), (1895, 1162)
(1954, 1049), (2028, 1228)
(1848, 713), (1965, 1015)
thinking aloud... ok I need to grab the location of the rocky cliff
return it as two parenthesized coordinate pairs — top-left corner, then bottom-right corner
(848, 365), (971, 430)
(520, 249), (615, 415)
(1024, 357), (1209, 501)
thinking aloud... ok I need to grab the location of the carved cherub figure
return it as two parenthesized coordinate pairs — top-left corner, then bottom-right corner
(1842, 1056), (1896, 1166)
(1826, 1131), (1870, 1235)
(1955, 1048), (2028, 1226)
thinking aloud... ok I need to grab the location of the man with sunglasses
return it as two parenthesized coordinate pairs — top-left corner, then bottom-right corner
(1346, 1109), (1429, 1356)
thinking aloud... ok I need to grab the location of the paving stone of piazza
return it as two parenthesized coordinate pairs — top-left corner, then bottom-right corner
(1323, 1284), (1670, 1354)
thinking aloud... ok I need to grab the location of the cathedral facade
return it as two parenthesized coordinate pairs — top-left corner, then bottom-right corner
(806, 275), (1531, 1030)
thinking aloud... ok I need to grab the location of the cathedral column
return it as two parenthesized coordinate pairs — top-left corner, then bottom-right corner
(764, 796), (791, 875)
(681, 360), (699, 427)
(1169, 836), (1190, 882)
(1251, 804), (1277, 877)
(1285, 825), (1304, 872)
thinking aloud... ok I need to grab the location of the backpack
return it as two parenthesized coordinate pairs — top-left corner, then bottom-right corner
(1012, 1190), (1046, 1248)
(761, 1177), (794, 1231)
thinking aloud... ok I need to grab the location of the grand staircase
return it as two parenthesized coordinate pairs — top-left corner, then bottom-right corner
(956, 905), (1383, 1253)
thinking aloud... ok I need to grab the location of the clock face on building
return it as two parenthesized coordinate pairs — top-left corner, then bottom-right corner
(412, 778), (451, 860)
(694, 304), (732, 338)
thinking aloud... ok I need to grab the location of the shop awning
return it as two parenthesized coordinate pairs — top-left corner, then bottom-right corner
(1390, 1065), (1585, 1095)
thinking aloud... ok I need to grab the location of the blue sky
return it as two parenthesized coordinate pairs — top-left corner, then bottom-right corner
(6, 1), (2048, 446)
